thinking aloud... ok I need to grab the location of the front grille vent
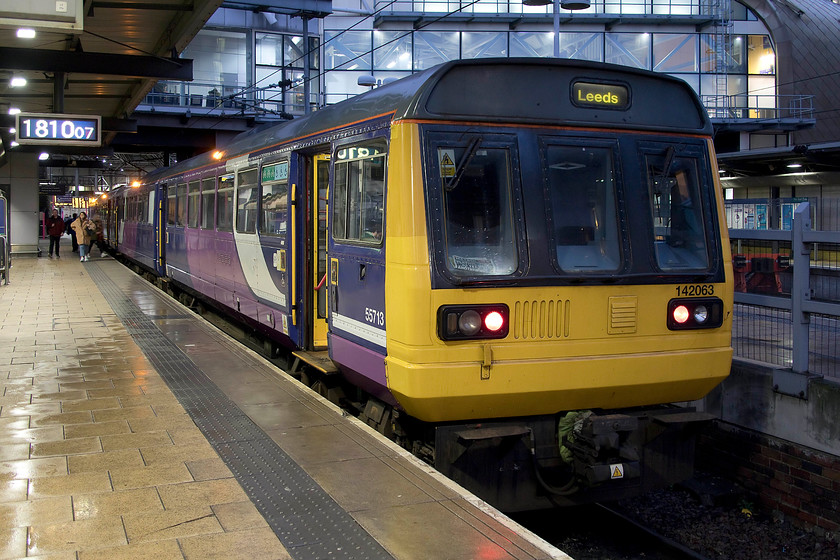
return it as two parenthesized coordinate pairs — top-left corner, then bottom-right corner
(609, 296), (638, 334)
(512, 299), (570, 340)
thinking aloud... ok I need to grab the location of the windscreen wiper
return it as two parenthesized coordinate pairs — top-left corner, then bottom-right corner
(445, 137), (481, 191)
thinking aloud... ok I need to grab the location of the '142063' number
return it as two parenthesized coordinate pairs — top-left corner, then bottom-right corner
(675, 285), (715, 297)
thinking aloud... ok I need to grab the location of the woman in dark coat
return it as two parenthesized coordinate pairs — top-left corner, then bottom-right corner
(45, 209), (65, 259)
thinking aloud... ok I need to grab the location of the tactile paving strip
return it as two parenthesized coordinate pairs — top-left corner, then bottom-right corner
(86, 263), (394, 560)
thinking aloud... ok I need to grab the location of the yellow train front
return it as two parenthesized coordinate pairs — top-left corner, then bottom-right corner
(375, 59), (733, 509)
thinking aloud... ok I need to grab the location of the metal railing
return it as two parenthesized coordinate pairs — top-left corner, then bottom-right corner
(139, 81), (308, 118)
(0, 235), (8, 286)
(702, 94), (815, 121)
(373, 0), (719, 15)
(0, 193), (8, 286)
(729, 201), (840, 382)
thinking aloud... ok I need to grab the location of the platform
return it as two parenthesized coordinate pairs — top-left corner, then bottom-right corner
(0, 248), (570, 560)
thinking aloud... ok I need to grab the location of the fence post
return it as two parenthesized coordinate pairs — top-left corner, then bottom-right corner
(791, 202), (811, 373)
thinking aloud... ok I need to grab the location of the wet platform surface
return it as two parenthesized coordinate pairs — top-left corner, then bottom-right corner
(0, 249), (570, 560)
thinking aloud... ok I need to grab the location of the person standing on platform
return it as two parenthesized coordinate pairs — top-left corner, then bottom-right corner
(71, 212), (93, 262)
(45, 209), (65, 259)
(65, 213), (79, 253)
(88, 215), (108, 258)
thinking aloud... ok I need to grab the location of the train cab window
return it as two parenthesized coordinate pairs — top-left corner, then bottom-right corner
(175, 183), (187, 227)
(217, 174), (234, 232)
(438, 143), (517, 277)
(200, 178), (215, 229)
(544, 144), (621, 273)
(236, 168), (259, 234)
(167, 186), (176, 226)
(332, 141), (386, 245)
(646, 150), (709, 270)
(187, 181), (200, 228)
(260, 161), (289, 236)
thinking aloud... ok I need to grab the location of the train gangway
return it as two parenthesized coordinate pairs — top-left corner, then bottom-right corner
(0, 250), (569, 560)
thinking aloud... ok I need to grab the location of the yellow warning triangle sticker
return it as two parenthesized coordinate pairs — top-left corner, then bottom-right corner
(440, 153), (454, 166)
(610, 464), (624, 479)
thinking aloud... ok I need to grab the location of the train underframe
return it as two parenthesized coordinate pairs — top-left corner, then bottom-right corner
(425, 407), (714, 511)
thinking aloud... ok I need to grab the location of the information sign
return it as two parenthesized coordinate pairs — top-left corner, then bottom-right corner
(15, 113), (102, 147)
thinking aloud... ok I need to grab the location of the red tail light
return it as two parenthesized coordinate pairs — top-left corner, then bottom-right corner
(667, 298), (723, 330)
(438, 305), (509, 341)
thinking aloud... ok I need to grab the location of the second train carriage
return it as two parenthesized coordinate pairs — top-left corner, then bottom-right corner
(106, 58), (733, 510)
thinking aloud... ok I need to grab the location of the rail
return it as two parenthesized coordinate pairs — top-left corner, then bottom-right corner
(728, 201), (840, 384)
(373, 0), (719, 15)
(701, 94), (815, 121)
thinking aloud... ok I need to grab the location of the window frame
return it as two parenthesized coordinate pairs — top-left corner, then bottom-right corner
(217, 174), (235, 232)
(259, 159), (290, 237)
(540, 136), (626, 275)
(235, 167), (259, 234)
(423, 129), (527, 283)
(331, 139), (388, 247)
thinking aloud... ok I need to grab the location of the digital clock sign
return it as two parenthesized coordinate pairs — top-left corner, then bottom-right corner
(15, 113), (101, 147)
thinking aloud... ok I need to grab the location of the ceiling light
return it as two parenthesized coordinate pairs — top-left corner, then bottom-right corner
(17, 28), (36, 39)
(39, 152), (50, 160)
(8, 107), (21, 115)
(10, 77), (27, 88)
(10, 141), (19, 148)
(786, 163), (803, 169)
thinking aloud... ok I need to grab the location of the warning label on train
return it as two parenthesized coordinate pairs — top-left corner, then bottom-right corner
(438, 150), (456, 177)
(610, 464), (625, 479)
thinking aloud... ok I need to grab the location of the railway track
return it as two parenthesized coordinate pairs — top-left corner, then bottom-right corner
(513, 503), (712, 560)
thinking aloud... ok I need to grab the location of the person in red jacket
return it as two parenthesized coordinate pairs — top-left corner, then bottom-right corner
(45, 208), (66, 259)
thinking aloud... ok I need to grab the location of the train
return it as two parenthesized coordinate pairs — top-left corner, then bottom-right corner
(99, 58), (734, 511)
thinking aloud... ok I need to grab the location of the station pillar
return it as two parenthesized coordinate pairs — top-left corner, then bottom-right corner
(0, 151), (40, 256)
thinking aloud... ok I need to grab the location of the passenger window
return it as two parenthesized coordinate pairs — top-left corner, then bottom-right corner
(217, 174), (234, 232)
(200, 178), (215, 229)
(167, 186), (176, 226)
(544, 143), (621, 273)
(176, 183), (187, 227)
(260, 161), (289, 236)
(332, 141), (386, 245)
(438, 142), (517, 276)
(647, 150), (709, 270)
(187, 181), (200, 228)
(236, 168), (259, 234)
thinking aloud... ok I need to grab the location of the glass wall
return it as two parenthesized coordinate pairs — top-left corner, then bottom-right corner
(256, 33), (320, 115)
(324, 30), (774, 102)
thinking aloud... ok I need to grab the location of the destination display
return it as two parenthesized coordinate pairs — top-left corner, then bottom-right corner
(571, 81), (630, 110)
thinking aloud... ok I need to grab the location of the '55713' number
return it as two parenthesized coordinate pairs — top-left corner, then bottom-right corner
(364, 307), (385, 327)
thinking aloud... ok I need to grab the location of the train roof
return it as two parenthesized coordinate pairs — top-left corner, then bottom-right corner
(146, 58), (712, 182)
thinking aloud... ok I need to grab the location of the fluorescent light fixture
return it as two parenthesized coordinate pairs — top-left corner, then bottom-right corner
(17, 28), (36, 39)
(786, 162), (803, 169)
(38, 152), (50, 160)
(10, 77), (27, 87)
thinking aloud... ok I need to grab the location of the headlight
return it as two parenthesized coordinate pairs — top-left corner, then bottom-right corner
(438, 304), (509, 340)
(667, 298), (723, 330)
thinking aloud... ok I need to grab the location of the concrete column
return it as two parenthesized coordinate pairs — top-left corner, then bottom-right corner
(0, 152), (40, 256)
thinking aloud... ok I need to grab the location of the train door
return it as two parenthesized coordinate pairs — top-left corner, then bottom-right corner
(326, 139), (388, 359)
(155, 183), (167, 276)
(311, 154), (330, 348)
